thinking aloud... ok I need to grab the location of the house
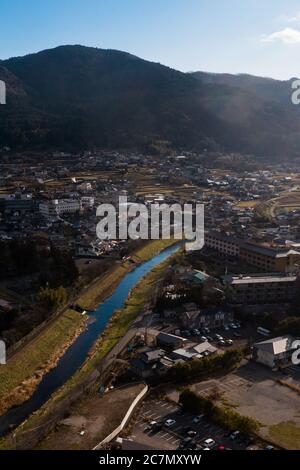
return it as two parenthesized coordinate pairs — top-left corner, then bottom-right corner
(253, 336), (296, 369)
(156, 332), (186, 350)
(139, 349), (165, 364)
(192, 270), (211, 284)
(130, 349), (165, 379)
(181, 307), (233, 329)
(171, 342), (217, 362)
(192, 342), (217, 356)
(130, 348), (178, 378)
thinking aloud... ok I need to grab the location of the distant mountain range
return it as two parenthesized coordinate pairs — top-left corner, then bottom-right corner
(0, 45), (299, 160)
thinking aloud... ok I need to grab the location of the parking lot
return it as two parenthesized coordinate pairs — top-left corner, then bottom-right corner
(175, 321), (248, 352)
(127, 397), (253, 450)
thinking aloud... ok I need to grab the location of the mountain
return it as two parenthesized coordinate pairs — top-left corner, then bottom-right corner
(191, 71), (300, 159)
(0, 45), (300, 159)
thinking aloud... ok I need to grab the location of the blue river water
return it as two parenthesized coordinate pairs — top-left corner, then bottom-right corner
(0, 243), (180, 436)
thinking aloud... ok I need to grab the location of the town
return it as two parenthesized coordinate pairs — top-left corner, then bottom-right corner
(1, 146), (300, 451)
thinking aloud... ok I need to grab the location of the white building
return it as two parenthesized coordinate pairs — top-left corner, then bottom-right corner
(253, 336), (295, 369)
(39, 199), (80, 218)
(80, 196), (95, 209)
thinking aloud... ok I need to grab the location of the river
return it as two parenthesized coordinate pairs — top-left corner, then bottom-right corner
(0, 243), (180, 436)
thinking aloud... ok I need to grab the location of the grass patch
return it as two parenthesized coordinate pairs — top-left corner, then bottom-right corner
(133, 239), (177, 263)
(269, 422), (300, 450)
(0, 310), (84, 414)
(236, 201), (260, 209)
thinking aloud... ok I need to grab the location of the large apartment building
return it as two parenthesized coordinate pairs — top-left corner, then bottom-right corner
(39, 199), (80, 218)
(222, 273), (298, 304)
(205, 232), (240, 257)
(205, 231), (300, 273)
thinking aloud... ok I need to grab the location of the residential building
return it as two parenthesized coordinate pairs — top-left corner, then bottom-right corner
(205, 231), (240, 257)
(240, 243), (300, 273)
(156, 332), (186, 350)
(0, 194), (34, 214)
(253, 336), (296, 369)
(222, 273), (298, 304)
(39, 199), (80, 218)
(205, 231), (300, 273)
(171, 342), (217, 362)
(130, 348), (178, 378)
(80, 196), (95, 209)
(181, 307), (233, 329)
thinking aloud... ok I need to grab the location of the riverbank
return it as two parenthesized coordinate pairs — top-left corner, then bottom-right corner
(0, 310), (85, 417)
(1, 242), (179, 449)
(0, 239), (176, 423)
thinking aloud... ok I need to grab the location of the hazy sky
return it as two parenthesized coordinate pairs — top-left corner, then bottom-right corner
(2, 0), (300, 79)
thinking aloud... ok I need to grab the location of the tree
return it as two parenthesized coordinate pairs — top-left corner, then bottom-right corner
(179, 389), (260, 434)
(36, 286), (68, 313)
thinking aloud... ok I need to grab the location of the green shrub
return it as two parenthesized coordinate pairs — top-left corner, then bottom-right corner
(180, 389), (260, 434)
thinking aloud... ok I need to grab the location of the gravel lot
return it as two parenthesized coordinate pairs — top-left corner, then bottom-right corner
(36, 383), (145, 450)
(186, 361), (300, 448)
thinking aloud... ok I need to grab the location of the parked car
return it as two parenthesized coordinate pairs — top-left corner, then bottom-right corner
(183, 426), (193, 434)
(165, 419), (176, 427)
(187, 430), (197, 437)
(230, 431), (240, 440)
(215, 334), (223, 341)
(193, 415), (203, 424)
(224, 325), (230, 331)
(225, 339), (233, 346)
(145, 421), (157, 432)
(200, 336), (208, 342)
(203, 438), (216, 448)
(233, 332), (242, 338)
(181, 437), (193, 447)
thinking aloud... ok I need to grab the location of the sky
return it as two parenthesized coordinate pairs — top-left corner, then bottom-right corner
(2, 0), (300, 79)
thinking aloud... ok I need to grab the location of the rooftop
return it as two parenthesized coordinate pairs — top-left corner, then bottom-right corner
(254, 336), (295, 355)
(223, 273), (297, 285)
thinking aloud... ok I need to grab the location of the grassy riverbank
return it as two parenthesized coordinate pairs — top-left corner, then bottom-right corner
(0, 309), (85, 416)
(0, 239), (176, 423)
(78, 239), (176, 310)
